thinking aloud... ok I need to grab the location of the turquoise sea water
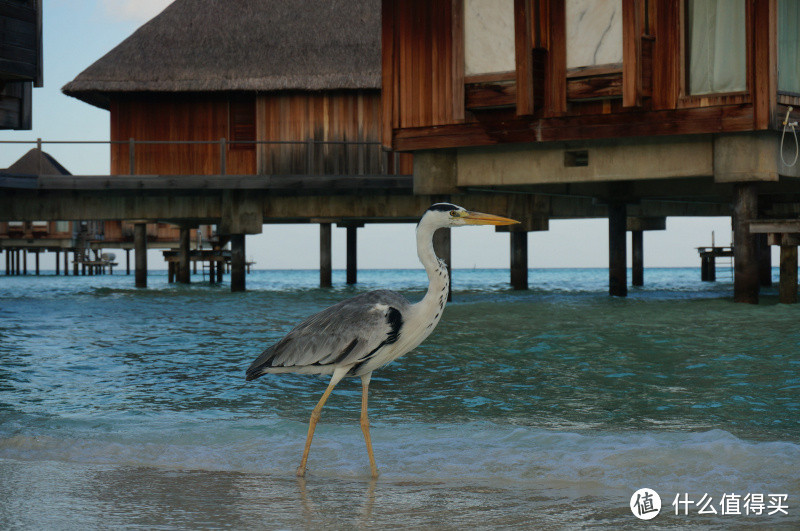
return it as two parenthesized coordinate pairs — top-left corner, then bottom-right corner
(1, 268), (799, 528)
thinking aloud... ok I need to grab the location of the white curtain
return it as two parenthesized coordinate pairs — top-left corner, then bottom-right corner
(779, 0), (800, 93)
(688, 0), (747, 95)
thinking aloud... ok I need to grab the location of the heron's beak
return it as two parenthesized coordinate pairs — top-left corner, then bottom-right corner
(461, 211), (519, 226)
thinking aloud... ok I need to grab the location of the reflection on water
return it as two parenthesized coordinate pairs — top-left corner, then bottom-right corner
(1, 269), (799, 527)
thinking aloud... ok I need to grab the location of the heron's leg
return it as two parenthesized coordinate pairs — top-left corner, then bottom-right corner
(297, 367), (347, 477)
(360, 372), (379, 478)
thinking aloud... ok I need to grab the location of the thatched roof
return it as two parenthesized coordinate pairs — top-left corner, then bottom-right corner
(5, 148), (71, 176)
(62, 0), (381, 109)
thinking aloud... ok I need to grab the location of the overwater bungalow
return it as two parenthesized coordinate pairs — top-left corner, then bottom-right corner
(0, 0), (41, 131)
(381, 0), (800, 303)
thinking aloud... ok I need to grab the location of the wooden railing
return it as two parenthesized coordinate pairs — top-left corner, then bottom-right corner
(0, 139), (411, 176)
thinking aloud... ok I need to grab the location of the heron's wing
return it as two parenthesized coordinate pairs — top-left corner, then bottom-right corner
(246, 290), (408, 378)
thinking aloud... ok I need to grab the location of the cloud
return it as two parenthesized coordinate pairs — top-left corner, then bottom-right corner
(100, 0), (175, 23)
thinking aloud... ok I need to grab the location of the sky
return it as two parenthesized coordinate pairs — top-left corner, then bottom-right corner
(0, 0), (750, 271)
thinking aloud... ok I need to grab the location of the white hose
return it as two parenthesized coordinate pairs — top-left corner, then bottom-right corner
(780, 106), (799, 168)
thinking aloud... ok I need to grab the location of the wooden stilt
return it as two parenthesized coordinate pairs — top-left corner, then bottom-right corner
(16, 249), (21, 275)
(4, 249), (9, 275)
(608, 203), (627, 297)
(55, 250), (60, 275)
(757, 234), (772, 287)
(217, 252), (223, 283)
(64, 250), (69, 276)
(779, 245), (798, 304)
(733, 183), (759, 304)
(510, 230), (528, 290)
(320, 223), (332, 287)
(22, 249), (27, 275)
(168, 261), (175, 283)
(631, 230), (643, 287)
(134, 223), (147, 288)
(126, 249), (130, 275)
(346, 225), (358, 285)
(34, 251), (39, 275)
(432, 227), (452, 301)
(178, 227), (191, 284)
(231, 234), (246, 292)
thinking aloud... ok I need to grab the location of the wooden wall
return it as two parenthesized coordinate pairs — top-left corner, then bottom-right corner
(382, 0), (462, 143)
(110, 94), (256, 176)
(257, 90), (411, 175)
(385, 0), (784, 151)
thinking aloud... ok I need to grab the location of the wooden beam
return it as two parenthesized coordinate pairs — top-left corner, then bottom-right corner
(230, 234), (246, 292)
(134, 222), (147, 288)
(544, 0), (566, 116)
(609, 203), (627, 297)
(734, 183), (759, 303)
(381, 0), (396, 148)
(320, 222), (332, 287)
(622, 0), (642, 107)
(514, 0), (535, 115)
(779, 244), (798, 304)
(510, 230), (528, 290)
(632, 229), (644, 286)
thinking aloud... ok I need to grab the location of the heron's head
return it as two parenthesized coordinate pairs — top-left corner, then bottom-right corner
(422, 203), (519, 228)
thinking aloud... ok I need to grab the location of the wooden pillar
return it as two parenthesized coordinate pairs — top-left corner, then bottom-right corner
(608, 203), (627, 297)
(55, 250), (60, 275)
(320, 223), (332, 287)
(209, 260), (216, 284)
(178, 227), (191, 284)
(22, 249), (27, 275)
(217, 253), (223, 283)
(708, 256), (716, 282)
(168, 261), (175, 283)
(134, 223), (147, 288)
(231, 234), (246, 292)
(757, 234), (772, 287)
(63, 250), (68, 276)
(34, 250), (39, 275)
(631, 230), (643, 287)
(16, 249), (21, 275)
(126, 249), (130, 275)
(433, 227), (452, 301)
(73, 251), (79, 275)
(510, 230), (528, 290)
(346, 225), (358, 285)
(733, 183), (759, 304)
(779, 245), (798, 304)
(4, 249), (9, 275)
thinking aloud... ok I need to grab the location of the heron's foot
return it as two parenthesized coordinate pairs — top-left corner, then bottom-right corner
(296, 465), (307, 477)
(370, 467), (380, 479)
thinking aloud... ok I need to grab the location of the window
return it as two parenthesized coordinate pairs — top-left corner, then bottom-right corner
(464, 0), (515, 76)
(686, 0), (747, 95)
(566, 0), (623, 70)
(778, 0), (800, 94)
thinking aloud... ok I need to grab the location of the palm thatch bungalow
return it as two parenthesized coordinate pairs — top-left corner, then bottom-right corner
(60, 0), (411, 289)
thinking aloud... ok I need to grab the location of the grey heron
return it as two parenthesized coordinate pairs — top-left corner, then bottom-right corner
(245, 203), (518, 477)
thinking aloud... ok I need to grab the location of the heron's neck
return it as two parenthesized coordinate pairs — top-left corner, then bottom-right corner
(415, 221), (449, 312)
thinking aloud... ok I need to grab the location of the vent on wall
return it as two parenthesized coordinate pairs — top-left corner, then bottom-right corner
(564, 150), (589, 167)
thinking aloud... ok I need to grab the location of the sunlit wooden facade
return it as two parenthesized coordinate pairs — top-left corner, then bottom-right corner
(381, 0), (800, 302)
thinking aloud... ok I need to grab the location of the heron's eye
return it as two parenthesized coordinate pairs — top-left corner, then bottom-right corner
(450, 210), (459, 217)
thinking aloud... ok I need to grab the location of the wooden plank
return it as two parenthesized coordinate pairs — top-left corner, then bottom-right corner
(750, 219), (800, 234)
(651, 0), (679, 110)
(393, 104), (755, 150)
(451, 0), (465, 121)
(622, 0), (642, 107)
(752, 0), (776, 130)
(466, 81), (517, 109)
(545, 0), (566, 116)
(381, 0), (395, 148)
(514, 0), (534, 115)
(567, 74), (623, 101)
